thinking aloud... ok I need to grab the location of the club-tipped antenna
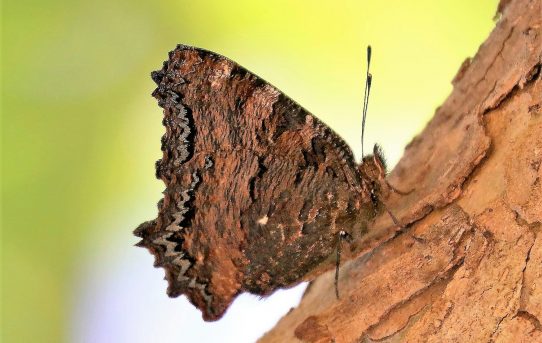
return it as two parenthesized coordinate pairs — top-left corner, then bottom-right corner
(361, 45), (372, 158)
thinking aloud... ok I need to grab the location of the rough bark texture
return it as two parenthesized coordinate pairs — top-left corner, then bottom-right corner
(260, 0), (542, 341)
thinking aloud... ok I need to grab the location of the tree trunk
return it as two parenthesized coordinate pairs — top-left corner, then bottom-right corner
(259, 0), (542, 341)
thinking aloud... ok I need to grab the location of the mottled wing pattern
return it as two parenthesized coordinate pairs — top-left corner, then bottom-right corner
(134, 45), (371, 320)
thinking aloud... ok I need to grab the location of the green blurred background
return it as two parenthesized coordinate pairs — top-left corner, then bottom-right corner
(2, 0), (498, 342)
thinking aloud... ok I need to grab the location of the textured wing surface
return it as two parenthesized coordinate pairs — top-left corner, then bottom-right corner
(135, 45), (368, 320)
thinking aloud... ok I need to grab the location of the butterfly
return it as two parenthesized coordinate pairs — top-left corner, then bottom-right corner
(134, 44), (393, 321)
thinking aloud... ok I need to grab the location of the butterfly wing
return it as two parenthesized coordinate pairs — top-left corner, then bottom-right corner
(135, 45), (371, 320)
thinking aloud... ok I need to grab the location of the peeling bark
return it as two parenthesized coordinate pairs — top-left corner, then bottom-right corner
(259, 0), (542, 341)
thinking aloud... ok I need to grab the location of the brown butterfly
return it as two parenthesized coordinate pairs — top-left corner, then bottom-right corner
(134, 44), (393, 321)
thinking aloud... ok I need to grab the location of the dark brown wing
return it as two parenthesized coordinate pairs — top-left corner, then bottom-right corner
(134, 45), (371, 321)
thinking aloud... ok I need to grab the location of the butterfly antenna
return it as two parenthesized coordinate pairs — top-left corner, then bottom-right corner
(361, 45), (372, 157)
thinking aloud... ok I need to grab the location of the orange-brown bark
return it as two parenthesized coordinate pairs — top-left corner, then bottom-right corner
(260, 0), (542, 341)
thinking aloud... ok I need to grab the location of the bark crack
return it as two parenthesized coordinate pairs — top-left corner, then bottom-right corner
(368, 307), (428, 342)
(472, 26), (515, 95)
(489, 313), (512, 343)
(516, 310), (542, 331)
(362, 227), (472, 341)
(482, 63), (542, 116)
(489, 233), (536, 342)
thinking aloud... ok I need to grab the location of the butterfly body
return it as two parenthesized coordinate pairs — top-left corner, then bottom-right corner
(135, 45), (384, 320)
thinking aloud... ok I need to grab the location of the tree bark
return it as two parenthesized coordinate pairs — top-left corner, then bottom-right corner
(259, 0), (542, 341)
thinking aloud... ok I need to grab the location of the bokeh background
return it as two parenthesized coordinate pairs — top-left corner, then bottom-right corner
(2, 1), (499, 342)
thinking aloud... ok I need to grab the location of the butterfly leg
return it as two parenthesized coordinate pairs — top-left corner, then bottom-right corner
(384, 205), (401, 227)
(335, 230), (353, 299)
(380, 200), (425, 243)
